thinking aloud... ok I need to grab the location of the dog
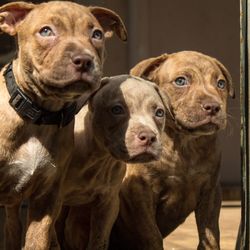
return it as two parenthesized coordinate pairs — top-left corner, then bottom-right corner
(109, 51), (235, 250)
(56, 75), (168, 250)
(0, 1), (127, 249)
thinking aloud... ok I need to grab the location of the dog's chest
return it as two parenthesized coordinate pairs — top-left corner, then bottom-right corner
(152, 137), (220, 234)
(64, 158), (126, 205)
(0, 137), (56, 204)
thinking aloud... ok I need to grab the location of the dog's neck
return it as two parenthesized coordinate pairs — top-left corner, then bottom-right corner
(165, 125), (218, 149)
(3, 61), (77, 127)
(12, 60), (70, 112)
(74, 110), (114, 166)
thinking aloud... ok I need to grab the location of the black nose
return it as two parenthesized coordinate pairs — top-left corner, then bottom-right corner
(202, 102), (221, 115)
(138, 130), (157, 146)
(72, 54), (94, 72)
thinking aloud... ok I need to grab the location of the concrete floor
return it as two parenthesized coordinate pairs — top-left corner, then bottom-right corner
(164, 202), (241, 250)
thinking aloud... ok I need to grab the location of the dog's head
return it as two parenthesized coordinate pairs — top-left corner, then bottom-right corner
(89, 75), (167, 163)
(130, 51), (234, 136)
(0, 1), (127, 102)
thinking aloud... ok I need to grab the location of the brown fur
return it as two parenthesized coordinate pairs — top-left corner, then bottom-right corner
(109, 51), (234, 250)
(58, 75), (167, 250)
(0, 1), (127, 249)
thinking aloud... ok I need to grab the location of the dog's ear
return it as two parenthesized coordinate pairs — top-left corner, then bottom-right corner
(88, 77), (111, 112)
(130, 54), (168, 82)
(0, 2), (35, 36)
(213, 59), (235, 99)
(89, 7), (127, 41)
(150, 82), (174, 122)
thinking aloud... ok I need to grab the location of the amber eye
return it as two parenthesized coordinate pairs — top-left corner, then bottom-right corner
(39, 26), (55, 37)
(174, 77), (188, 86)
(111, 105), (125, 115)
(155, 108), (165, 118)
(92, 29), (103, 40)
(217, 79), (226, 89)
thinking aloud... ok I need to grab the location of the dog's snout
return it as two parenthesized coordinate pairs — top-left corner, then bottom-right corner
(202, 102), (221, 115)
(137, 130), (157, 146)
(72, 54), (94, 72)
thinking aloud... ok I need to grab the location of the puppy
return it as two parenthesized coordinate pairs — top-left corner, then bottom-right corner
(58, 75), (167, 250)
(0, 1), (126, 249)
(109, 51), (234, 250)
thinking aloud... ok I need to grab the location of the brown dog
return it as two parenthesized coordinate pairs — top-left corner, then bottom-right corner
(0, 1), (126, 249)
(109, 51), (234, 250)
(57, 75), (167, 250)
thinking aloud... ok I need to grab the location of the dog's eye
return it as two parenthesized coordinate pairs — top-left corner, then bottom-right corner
(155, 108), (165, 118)
(111, 105), (125, 115)
(174, 77), (187, 86)
(217, 79), (226, 89)
(39, 26), (55, 37)
(92, 29), (103, 40)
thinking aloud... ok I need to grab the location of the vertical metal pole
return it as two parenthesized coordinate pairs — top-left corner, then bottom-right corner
(237, 0), (250, 248)
(246, 0), (250, 246)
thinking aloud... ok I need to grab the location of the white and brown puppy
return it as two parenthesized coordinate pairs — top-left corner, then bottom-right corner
(58, 75), (167, 250)
(0, 1), (127, 249)
(109, 51), (234, 250)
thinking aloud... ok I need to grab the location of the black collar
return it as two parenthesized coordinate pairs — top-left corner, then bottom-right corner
(3, 62), (77, 127)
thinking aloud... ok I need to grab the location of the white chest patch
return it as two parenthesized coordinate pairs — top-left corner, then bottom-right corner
(7, 137), (55, 193)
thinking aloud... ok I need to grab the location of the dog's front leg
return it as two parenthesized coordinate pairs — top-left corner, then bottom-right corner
(24, 188), (62, 250)
(195, 184), (221, 250)
(115, 181), (163, 250)
(4, 204), (22, 250)
(87, 194), (120, 250)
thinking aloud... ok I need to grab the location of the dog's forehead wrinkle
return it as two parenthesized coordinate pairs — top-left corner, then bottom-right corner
(121, 80), (162, 103)
(26, 3), (93, 33)
(124, 94), (162, 117)
(97, 87), (124, 106)
(165, 55), (221, 79)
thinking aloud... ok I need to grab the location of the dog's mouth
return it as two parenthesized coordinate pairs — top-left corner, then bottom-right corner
(36, 72), (101, 99)
(175, 117), (223, 135)
(126, 147), (162, 163)
(109, 144), (161, 164)
(127, 152), (160, 163)
(43, 72), (100, 90)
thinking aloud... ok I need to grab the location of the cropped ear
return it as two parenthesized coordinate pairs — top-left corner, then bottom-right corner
(213, 58), (235, 98)
(89, 6), (127, 41)
(0, 2), (35, 36)
(130, 54), (168, 81)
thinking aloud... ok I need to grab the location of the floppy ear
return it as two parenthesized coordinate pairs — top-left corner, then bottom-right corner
(213, 58), (235, 98)
(88, 76), (112, 112)
(0, 2), (35, 36)
(89, 7), (127, 41)
(151, 83), (174, 122)
(130, 54), (168, 81)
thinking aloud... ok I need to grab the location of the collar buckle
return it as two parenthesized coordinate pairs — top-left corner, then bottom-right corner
(9, 87), (42, 122)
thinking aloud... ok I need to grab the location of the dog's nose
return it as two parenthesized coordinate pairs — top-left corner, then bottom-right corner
(137, 130), (157, 146)
(202, 102), (221, 115)
(72, 54), (94, 72)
